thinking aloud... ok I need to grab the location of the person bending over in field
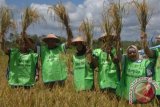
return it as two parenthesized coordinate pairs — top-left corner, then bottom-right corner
(116, 45), (154, 103)
(93, 33), (120, 92)
(40, 34), (68, 89)
(71, 36), (96, 91)
(4, 37), (39, 89)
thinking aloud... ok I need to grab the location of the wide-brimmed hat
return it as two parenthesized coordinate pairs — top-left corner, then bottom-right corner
(71, 36), (86, 45)
(98, 33), (116, 41)
(42, 34), (60, 43)
(156, 35), (160, 41)
(98, 33), (107, 41)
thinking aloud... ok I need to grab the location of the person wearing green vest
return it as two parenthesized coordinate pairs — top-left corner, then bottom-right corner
(93, 33), (120, 91)
(140, 33), (160, 104)
(71, 36), (95, 91)
(116, 45), (153, 102)
(3, 37), (39, 88)
(40, 34), (67, 88)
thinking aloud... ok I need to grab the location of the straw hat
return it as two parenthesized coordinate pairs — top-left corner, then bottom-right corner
(71, 36), (86, 45)
(98, 33), (107, 41)
(156, 35), (160, 41)
(98, 33), (116, 41)
(42, 34), (60, 43)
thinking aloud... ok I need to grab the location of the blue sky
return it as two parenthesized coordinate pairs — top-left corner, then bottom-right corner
(6, 0), (83, 7)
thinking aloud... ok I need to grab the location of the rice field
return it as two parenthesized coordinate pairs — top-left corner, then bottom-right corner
(0, 53), (159, 107)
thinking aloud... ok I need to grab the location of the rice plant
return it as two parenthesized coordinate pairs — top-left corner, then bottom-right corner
(48, 3), (73, 46)
(132, 0), (152, 33)
(21, 7), (42, 49)
(0, 7), (15, 51)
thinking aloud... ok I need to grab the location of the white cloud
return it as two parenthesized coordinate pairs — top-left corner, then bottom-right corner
(7, 0), (160, 41)
(0, 0), (6, 7)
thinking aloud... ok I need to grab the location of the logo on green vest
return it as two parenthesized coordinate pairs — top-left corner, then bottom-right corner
(47, 56), (58, 62)
(17, 58), (31, 66)
(74, 61), (85, 69)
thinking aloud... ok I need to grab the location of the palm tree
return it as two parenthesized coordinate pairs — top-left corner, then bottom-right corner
(0, 7), (15, 51)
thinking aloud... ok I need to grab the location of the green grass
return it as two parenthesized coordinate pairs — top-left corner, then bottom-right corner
(0, 53), (159, 107)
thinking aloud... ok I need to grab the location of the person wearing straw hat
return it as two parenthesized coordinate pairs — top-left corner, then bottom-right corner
(141, 33), (160, 104)
(40, 33), (67, 88)
(71, 36), (95, 91)
(93, 33), (120, 91)
(3, 36), (39, 88)
(116, 45), (154, 102)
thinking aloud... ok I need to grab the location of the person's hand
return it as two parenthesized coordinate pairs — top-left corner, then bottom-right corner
(86, 46), (92, 54)
(140, 32), (148, 48)
(35, 75), (39, 82)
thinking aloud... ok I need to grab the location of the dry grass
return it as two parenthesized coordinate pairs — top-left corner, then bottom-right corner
(107, 1), (125, 57)
(0, 7), (15, 50)
(132, 0), (152, 33)
(21, 7), (42, 37)
(0, 53), (159, 107)
(48, 3), (73, 45)
(79, 19), (94, 49)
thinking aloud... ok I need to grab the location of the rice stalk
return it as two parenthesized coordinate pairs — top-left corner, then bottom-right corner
(48, 3), (73, 46)
(79, 18), (94, 49)
(108, 0), (125, 57)
(21, 7), (42, 49)
(101, 7), (113, 49)
(132, 0), (152, 33)
(21, 7), (42, 37)
(0, 7), (16, 51)
(79, 18), (94, 63)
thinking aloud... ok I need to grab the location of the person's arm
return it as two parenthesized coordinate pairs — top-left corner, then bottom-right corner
(35, 57), (41, 81)
(86, 48), (98, 69)
(141, 33), (155, 58)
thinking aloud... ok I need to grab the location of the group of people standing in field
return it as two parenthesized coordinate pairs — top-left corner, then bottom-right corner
(2, 32), (160, 104)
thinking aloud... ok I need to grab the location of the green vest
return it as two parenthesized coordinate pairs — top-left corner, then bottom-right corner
(93, 48), (118, 89)
(154, 48), (160, 95)
(73, 55), (94, 91)
(40, 44), (67, 83)
(116, 56), (150, 100)
(8, 48), (38, 86)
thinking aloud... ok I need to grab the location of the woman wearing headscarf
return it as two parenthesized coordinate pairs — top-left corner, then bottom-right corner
(116, 45), (154, 102)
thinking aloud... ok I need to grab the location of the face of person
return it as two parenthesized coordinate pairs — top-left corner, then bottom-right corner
(127, 47), (138, 61)
(46, 39), (56, 48)
(19, 40), (30, 52)
(76, 42), (85, 52)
